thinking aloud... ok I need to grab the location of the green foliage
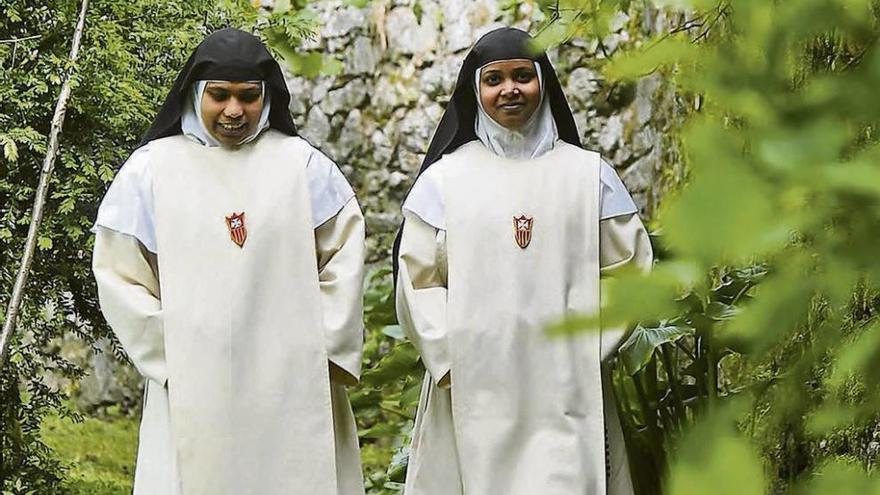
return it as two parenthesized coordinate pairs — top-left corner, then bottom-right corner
(344, 0), (373, 8)
(252, 0), (347, 78)
(618, 321), (694, 376)
(11, 0), (880, 493)
(0, 1), (379, 491)
(532, 0), (632, 53)
(354, 269), (423, 493)
(557, 0), (880, 492)
(666, 405), (766, 495)
(606, 263), (763, 494)
(40, 412), (137, 494)
(0, 1), (274, 490)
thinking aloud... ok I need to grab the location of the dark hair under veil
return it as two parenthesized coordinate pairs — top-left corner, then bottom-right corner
(391, 27), (584, 286)
(139, 28), (297, 146)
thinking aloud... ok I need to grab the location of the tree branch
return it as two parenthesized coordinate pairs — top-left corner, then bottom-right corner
(0, 0), (90, 373)
(0, 34), (40, 44)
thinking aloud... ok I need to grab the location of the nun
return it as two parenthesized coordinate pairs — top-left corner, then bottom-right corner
(92, 28), (365, 494)
(394, 27), (653, 494)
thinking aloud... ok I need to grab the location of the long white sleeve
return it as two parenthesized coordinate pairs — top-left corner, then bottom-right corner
(395, 212), (451, 387)
(599, 213), (653, 360)
(600, 213), (653, 275)
(316, 198), (366, 386)
(92, 226), (166, 385)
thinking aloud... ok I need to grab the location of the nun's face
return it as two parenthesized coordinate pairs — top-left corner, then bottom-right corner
(201, 81), (264, 147)
(478, 60), (541, 130)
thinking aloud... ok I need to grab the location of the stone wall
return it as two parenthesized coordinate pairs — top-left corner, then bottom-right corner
(285, 0), (681, 263)
(72, 0), (683, 412)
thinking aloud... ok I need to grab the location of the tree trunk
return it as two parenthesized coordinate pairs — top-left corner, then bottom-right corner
(0, 0), (90, 373)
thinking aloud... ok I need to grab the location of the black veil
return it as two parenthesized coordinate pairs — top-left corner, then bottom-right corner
(392, 27), (583, 284)
(139, 28), (297, 146)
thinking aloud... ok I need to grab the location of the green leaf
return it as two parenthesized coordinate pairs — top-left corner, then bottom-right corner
(667, 405), (766, 495)
(320, 56), (343, 77)
(705, 301), (740, 321)
(382, 325), (404, 340)
(1, 135), (18, 162)
(619, 322), (695, 375)
(820, 159), (880, 198)
(37, 236), (53, 250)
(358, 421), (404, 439)
(796, 459), (880, 494)
(827, 321), (880, 388)
(725, 255), (814, 353)
(605, 37), (699, 82)
(806, 403), (860, 435)
(281, 51), (324, 78)
(663, 121), (798, 264)
(361, 343), (421, 387)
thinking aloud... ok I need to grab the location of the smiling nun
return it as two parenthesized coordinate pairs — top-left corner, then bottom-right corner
(394, 27), (654, 494)
(91, 28), (365, 494)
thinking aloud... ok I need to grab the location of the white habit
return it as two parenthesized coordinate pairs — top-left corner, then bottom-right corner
(92, 130), (365, 494)
(397, 141), (653, 494)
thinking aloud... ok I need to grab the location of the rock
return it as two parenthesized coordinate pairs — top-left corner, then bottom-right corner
(420, 54), (462, 97)
(388, 171), (409, 188)
(634, 75), (661, 126)
(597, 114), (624, 154)
(424, 102), (444, 123)
(337, 109), (363, 156)
(609, 12), (630, 32)
(631, 125), (658, 156)
(372, 71), (420, 113)
(364, 168), (390, 193)
(572, 111), (589, 143)
(310, 77), (333, 103)
(397, 149), (425, 173)
(371, 129), (395, 165)
(473, 21), (508, 40)
(286, 76), (311, 117)
(365, 211), (401, 234)
(347, 36), (379, 75)
(443, 16), (473, 53)
(385, 6), (440, 55)
(566, 67), (601, 107)
(623, 145), (662, 192)
(303, 105), (331, 144)
(330, 113), (345, 131)
(371, 76), (399, 114)
(440, 0), (498, 52)
(398, 107), (439, 152)
(419, 64), (446, 97)
(601, 33), (623, 56)
(67, 337), (144, 415)
(327, 37), (348, 52)
(322, 5), (365, 38)
(321, 78), (368, 115)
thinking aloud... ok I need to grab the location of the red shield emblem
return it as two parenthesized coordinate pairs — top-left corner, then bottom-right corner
(225, 212), (247, 248)
(513, 215), (534, 249)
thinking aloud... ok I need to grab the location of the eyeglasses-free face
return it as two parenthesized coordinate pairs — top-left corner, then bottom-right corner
(478, 59), (541, 131)
(200, 81), (264, 147)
